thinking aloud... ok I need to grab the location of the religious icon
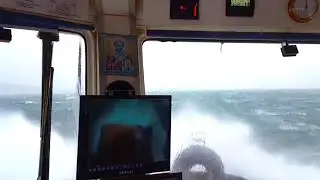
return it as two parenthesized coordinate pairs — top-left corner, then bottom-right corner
(103, 38), (137, 76)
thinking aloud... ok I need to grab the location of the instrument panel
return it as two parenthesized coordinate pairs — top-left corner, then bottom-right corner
(143, 0), (320, 33)
(169, 0), (254, 19)
(170, 0), (199, 20)
(226, 0), (255, 17)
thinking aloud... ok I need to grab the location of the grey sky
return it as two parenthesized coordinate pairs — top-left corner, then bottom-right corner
(143, 41), (320, 91)
(2, 30), (320, 94)
(0, 29), (84, 94)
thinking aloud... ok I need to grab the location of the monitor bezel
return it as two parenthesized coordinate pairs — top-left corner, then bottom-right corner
(76, 95), (172, 179)
(109, 172), (182, 180)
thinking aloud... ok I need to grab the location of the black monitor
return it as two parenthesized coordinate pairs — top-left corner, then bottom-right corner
(76, 95), (172, 179)
(109, 172), (182, 180)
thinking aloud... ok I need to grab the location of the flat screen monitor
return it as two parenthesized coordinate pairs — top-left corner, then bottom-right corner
(76, 95), (172, 179)
(109, 172), (182, 180)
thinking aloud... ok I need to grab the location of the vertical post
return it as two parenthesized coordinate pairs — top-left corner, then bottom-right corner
(37, 31), (59, 180)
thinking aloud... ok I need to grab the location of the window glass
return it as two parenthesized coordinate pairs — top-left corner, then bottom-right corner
(143, 41), (320, 180)
(0, 28), (85, 180)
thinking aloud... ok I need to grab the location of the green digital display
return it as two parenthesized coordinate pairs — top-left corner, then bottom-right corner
(230, 0), (250, 7)
(226, 0), (255, 17)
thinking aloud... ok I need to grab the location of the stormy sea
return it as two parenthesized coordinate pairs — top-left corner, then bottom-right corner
(1, 90), (320, 180)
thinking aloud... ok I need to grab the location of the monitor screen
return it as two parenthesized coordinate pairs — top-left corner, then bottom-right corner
(109, 172), (182, 180)
(76, 95), (172, 179)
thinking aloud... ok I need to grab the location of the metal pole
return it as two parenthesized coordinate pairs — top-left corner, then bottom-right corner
(37, 31), (59, 180)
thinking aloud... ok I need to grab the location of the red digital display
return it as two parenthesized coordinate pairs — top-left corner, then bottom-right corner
(170, 0), (199, 20)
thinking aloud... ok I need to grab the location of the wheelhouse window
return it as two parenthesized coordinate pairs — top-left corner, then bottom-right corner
(0, 28), (86, 180)
(143, 41), (320, 180)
